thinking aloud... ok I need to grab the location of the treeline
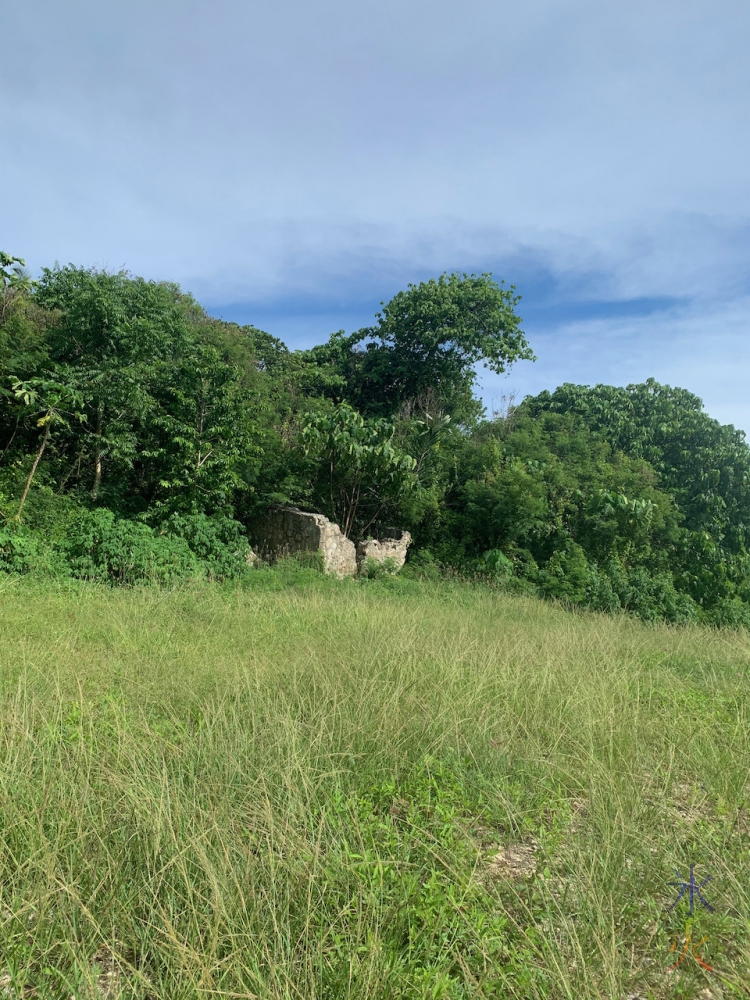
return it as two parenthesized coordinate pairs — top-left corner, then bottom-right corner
(1, 252), (749, 625)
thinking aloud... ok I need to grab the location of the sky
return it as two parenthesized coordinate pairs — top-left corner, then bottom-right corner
(2, 0), (750, 429)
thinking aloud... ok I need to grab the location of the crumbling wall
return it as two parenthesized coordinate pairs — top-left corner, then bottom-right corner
(248, 507), (357, 578)
(356, 530), (412, 573)
(248, 508), (412, 578)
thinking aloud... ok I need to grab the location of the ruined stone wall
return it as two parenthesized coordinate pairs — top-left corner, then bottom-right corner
(248, 507), (357, 578)
(248, 508), (412, 578)
(316, 516), (359, 578)
(356, 530), (412, 573)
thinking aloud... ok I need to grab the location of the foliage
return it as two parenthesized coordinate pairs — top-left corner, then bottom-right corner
(0, 252), (34, 293)
(62, 509), (201, 585)
(300, 272), (533, 419)
(480, 548), (514, 579)
(9, 374), (86, 516)
(1, 265), (265, 518)
(58, 510), (251, 586)
(301, 402), (417, 538)
(0, 500), (252, 585)
(160, 512), (252, 580)
(0, 522), (64, 576)
(523, 382), (750, 609)
(2, 249), (750, 625)
(359, 555), (399, 579)
(0, 252), (35, 327)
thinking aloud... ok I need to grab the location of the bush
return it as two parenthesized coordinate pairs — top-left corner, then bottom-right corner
(532, 549), (700, 623)
(401, 549), (443, 582)
(481, 548), (514, 580)
(619, 567), (698, 624)
(161, 513), (252, 580)
(63, 509), (200, 585)
(360, 556), (399, 579)
(585, 561), (698, 624)
(584, 565), (623, 613)
(0, 523), (66, 577)
(703, 596), (750, 629)
(537, 542), (592, 604)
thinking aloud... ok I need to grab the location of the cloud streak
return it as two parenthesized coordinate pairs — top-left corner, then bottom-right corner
(2, 0), (749, 425)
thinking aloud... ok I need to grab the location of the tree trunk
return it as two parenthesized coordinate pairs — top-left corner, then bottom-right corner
(343, 478), (362, 538)
(60, 444), (87, 492)
(0, 415), (19, 467)
(92, 403), (103, 499)
(17, 420), (51, 517)
(196, 402), (205, 470)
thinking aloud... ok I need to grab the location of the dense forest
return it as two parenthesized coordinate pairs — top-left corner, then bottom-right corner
(2, 251), (749, 626)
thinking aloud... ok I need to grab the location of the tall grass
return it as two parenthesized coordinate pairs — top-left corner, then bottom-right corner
(1, 570), (749, 998)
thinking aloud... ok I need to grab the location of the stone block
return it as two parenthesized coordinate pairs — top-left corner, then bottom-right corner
(247, 506), (357, 578)
(356, 530), (412, 574)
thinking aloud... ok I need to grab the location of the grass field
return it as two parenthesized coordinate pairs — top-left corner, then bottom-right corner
(1, 566), (749, 999)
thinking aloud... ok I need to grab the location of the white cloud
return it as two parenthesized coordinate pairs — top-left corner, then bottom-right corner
(1, 0), (749, 427)
(481, 295), (750, 433)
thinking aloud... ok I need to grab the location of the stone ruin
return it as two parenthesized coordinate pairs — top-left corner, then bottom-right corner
(247, 506), (411, 578)
(248, 507), (356, 577)
(356, 530), (411, 574)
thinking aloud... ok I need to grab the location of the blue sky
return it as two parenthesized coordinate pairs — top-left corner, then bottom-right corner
(3, 0), (750, 428)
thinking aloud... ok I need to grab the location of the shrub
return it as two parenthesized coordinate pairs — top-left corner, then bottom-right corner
(161, 513), (251, 580)
(584, 565), (623, 613)
(537, 542), (592, 604)
(585, 561), (698, 623)
(481, 548), (514, 580)
(360, 556), (399, 579)
(0, 523), (66, 577)
(703, 596), (750, 629)
(401, 549), (443, 582)
(64, 509), (200, 585)
(619, 567), (698, 623)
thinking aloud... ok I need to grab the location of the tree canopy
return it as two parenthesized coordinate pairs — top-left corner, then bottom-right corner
(300, 272), (533, 420)
(2, 252), (750, 627)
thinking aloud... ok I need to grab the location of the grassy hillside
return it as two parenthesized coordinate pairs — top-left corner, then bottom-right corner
(1, 570), (749, 998)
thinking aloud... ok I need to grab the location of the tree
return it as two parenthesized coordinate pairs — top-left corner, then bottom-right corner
(301, 403), (416, 538)
(524, 381), (750, 606)
(141, 343), (255, 516)
(25, 266), (264, 517)
(0, 251), (35, 326)
(316, 273), (534, 418)
(10, 375), (85, 517)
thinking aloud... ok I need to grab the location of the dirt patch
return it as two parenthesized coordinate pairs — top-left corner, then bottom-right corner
(670, 782), (711, 825)
(388, 798), (410, 820)
(487, 841), (538, 879)
(92, 945), (125, 999)
(0, 974), (15, 1000)
(0, 974), (33, 1000)
(732, 806), (750, 835)
(569, 796), (588, 832)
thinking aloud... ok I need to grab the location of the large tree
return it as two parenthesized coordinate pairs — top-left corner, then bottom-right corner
(301, 272), (534, 420)
(523, 381), (750, 606)
(18, 266), (262, 517)
(301, 402), (416, 538)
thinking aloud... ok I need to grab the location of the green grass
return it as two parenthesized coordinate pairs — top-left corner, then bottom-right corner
(1, 567), (750, 999)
